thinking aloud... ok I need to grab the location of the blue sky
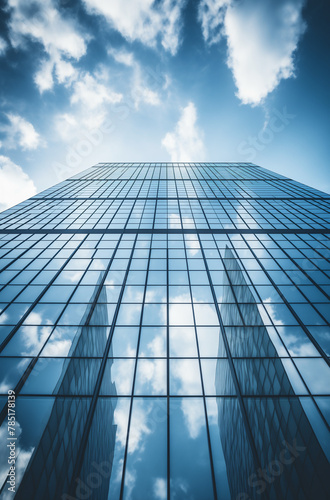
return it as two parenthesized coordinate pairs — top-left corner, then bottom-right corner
(0, 0), (329, 211)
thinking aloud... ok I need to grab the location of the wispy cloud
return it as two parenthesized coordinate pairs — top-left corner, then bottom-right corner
(153, 478), (167, 500)
(108, 47), (135, 67)
(70, 72), (122, 109)
(181, 398), (205, 439)
(52, 64), (123, 143)
(82, 0), (187, 55)
(1, 113), (43, 150)
(199, 0), (306, 106)
(199, 0), (228, 44)
(0, 156), (37, 211)
(162, 102), (205, 161)
(109, 48), (162, 109)
(6, 0), (88, 92)
(0, 37), (7, 55)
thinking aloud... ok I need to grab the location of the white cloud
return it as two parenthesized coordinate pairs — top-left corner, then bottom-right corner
(0, 156), (37, 212)
(198, 0), (306, 106)
(2, 113), (43, 150)
(54, 108), (109, 144)
(122, 469), (137, 500)
(83, 0), (186, 55)
(171, 359), (202, 395)
(0, 312), (8, 324)
(131, 65), (161, 108)
(114, 400), (131, 449)
(137, 359), (166, 395)
(108, 47), (135, 67)
(148, 336), (165, 356)
(126, 401), (152, 454)
(15, 312), (52, 355)
(71, 73), (123, 110)
(0, 37), (7, 55)
(109, 48), (162, 109)
(111, 359), (135, 395)
(51, 62), (125, 143)
(162, 102), (205, 161)
(264, 303), (285, 326)
(199, 0), (229, 44)
(154, 478), (167, 500)
(181, 398), (205, 439)
(34, 58), (55, 92)
(7, 0), (87, 91)
(55, 58), (77, 85)
(54, 113), (78, 141)
(21, 325), (51, 355)
(170, 328), (197, 356)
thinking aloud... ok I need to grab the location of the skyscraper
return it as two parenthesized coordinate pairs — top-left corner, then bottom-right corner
(0, 162), (329, 500)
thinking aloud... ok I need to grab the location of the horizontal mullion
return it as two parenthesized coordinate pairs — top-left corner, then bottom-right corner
(0, 228), (330, 234)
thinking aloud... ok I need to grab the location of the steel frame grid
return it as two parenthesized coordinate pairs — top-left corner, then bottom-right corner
(0, 163), (329, 500)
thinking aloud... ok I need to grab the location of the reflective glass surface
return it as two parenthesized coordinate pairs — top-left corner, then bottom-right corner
(0, 162), (329, 499)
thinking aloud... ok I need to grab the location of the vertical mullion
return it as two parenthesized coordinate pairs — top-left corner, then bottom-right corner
(182, 233), (218, 500)
(0, 233), (92, 423)
(165, 163), (171, 500)
(119, 231), (154, 500)
(0, 234), (107, 397)
(68, 232), (137, 497)
(167, 239), (170, 500)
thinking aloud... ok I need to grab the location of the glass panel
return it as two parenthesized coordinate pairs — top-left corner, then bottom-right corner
(21, 358), (101, 395)
(170, 359), (202, 395)
(123, 398), (167, 499)
(170, 398), (214, 499)
(116, 303), (142, 326)
(109, 327), (139, 357)
(169, 285), (190, 303)
(23, 303), (65, 325)
(193, 303), (219, 326)
(169, 327), (198, 357)
(41, 326), (80, 357)
(134, 359), (167, 395)
(40, 285), (75, 302)
(276, 326), (320, 356)
(197, 327), (226, 357)
(139, 327), (167, 357)
(0, 397), (58, 495)
(142, 304), (167, 326)
(101, 359), (135, 395)
(0, 358), (30, 393)
(102, 398), (131, 500)
(295, 358), (330, 394)
(169, 304), (194, 326)
(233, 359), (302, 396)
(1, 325), (52, 356)
(201, 359), (235, 395)
(205, 398), (235, 500)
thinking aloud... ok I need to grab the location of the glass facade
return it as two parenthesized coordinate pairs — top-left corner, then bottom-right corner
(0, 162), (329, 500)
